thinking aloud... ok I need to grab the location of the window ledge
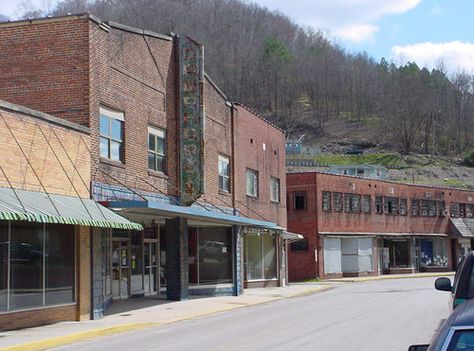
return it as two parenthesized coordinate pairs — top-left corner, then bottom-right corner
(246, 194), (258, 199)
(218, 190), (231, 197)
(148, 170), (168, 179)
(100, 157), (125, 169)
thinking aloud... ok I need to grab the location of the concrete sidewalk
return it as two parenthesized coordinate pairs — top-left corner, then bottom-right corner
(0, 272), (454, 351)
(0, 284), (331, 351)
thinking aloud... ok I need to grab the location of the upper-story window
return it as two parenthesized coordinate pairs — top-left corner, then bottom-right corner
(384, 197), (399, 215)
(270, 177), (280, 202)
(322, 192), (331, 211)
(333, 192), (342, 212)
(411, 199), (420, 216)
(399, 198), (408, 215)
(246, 168), (258, 197)
(294, 192), (307, 210)
(362, 195), (371, 213)
(375, 196), (383, 214)
(451, 203), (460, 218)
(100, 106), (124, 163)
(218, 155), (230, 193)
(148, 126), (166, 173)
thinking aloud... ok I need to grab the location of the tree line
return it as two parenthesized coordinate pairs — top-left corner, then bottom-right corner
(20, 0), (474, 156)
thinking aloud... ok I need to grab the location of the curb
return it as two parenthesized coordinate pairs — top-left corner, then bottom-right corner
(324, 272), (455, 283)
(0, 323), (159, 351)
(0, 285), (332, 351)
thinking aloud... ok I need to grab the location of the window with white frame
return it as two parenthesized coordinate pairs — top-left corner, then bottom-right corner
(148, 126), (166, 173)
(100, 106), (124, 162)
(246, 168), (258, 197)
(270, 177), (280, 202)
(218, 155), (230, 192)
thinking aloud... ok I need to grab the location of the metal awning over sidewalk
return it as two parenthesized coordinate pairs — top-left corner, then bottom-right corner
(106, 199), (281, 230)
(450, 218), (474, 238)
(0, 187), (142, 230)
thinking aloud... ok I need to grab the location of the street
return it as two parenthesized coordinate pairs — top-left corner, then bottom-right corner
(52, 277), (450, 351)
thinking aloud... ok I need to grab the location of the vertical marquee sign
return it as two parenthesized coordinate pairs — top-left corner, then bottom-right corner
(179, 35), (205, 206)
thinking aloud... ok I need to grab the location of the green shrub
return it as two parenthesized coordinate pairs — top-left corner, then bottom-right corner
(464, 151), (474, 167)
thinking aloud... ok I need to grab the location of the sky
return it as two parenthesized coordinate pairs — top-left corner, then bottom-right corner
(1, 0), (474, 74)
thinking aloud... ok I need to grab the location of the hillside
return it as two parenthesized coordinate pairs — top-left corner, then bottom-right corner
(8, 0), (465, 160)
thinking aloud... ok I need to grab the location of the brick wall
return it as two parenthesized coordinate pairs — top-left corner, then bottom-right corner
(0, 16), (90, 126)
(0, 305), (77, 331)
(88, 21), (178, 198)
(199, 78), (234, 209)
(0, 103), (90, 198)
(234, 104), (287, 226)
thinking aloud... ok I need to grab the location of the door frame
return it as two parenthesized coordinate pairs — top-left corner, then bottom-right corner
(111, 238), (131, 300)
(144, 238), (159, 295)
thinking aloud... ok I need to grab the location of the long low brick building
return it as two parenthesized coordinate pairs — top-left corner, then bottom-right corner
(287, 171), (474, 280)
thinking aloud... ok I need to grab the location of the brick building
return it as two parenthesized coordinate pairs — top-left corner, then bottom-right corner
(287, 172), (474, 281)
(0, 100), (140, 330)
(0, 13), (294, 327)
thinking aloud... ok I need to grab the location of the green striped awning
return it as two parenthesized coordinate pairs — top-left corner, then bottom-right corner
(0, 187), (142, 230)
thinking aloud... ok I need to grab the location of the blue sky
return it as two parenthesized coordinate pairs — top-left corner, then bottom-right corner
(2, 0), (474, 73)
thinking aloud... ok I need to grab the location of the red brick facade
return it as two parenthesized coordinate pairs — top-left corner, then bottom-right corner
(287, 172), (474, 280)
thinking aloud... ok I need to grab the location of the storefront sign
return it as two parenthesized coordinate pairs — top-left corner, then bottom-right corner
(179, 35), (204, 206)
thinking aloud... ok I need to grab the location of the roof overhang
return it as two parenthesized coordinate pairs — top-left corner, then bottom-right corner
(106, 200), (281, 230)
(320, 232), (448, 238)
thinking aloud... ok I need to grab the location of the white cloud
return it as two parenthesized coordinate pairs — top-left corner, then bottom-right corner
(390, 41), (474, 73)
(253, 0), (422, 42)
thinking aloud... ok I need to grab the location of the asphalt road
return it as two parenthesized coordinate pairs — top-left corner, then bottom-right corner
(52, 277), (450, 351)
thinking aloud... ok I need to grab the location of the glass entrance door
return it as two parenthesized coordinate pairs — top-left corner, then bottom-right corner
(144, 241), (158, 295)
(112, 239), (129, 299)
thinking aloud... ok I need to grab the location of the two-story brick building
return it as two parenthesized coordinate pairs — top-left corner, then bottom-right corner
(287, 171), (474, 281)
(0, 13), (293, 326)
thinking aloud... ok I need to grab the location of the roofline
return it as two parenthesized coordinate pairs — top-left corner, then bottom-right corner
(233, 102), (284, 133)
(287, 170), (474, 194)
(0, 12), (174, 41)
(204, 72), (230, 102)
(0, 99), (90, 135)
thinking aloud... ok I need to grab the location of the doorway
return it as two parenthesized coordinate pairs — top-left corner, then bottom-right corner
(112, 239), (130, 299)
(144, 240), (158, 295)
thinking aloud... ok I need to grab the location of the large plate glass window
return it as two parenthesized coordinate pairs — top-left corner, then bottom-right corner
(100, 106), (124, 162)
(148, 126), (166, 173)
(244, 233), (277, 281)
(246, 168), (258, 197)
(270, 177), (280, 202)
(218, 155), (230, 192)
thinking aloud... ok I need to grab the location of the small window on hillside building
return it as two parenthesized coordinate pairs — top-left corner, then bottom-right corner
(218, 155), (231, 192)
(270, 177), (280, 202)
(148, 126), (166, 173)
(375, 196), (383, 214)
(322, 192), (331, 211)
(411, 199), (420, 216)
(362, 195), (371, 213)
(333, 192), (342, 212)
(246, 169), (258, 197)
(294, 192), (307, 210)
(100, 106), (124, 163)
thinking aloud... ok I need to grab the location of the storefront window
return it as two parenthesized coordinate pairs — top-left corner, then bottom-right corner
(189, 229), (198, 284)
(198, 228), (233, 284)
(387, 239), (410, 268)
(1, 221), (75, 312)
(0, 222), (8, 311)
(245, 233), (277, 281)
(263, 235), (276, 279)
(245, 234), (262, 280)
(45, 225), (74, 305)
(420, 238), (448, 267)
